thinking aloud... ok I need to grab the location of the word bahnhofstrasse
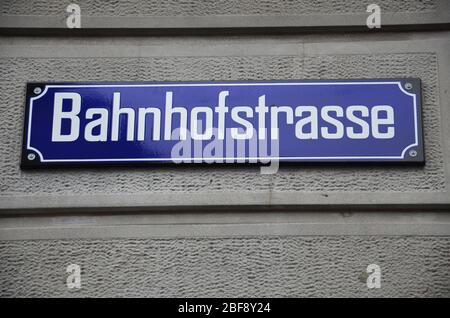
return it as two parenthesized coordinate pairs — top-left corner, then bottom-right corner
(51, 90), (395, 142)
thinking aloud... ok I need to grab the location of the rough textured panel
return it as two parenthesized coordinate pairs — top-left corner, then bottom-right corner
(0, 53), (445, 196)
(0, 236), (448, 297)
(273, 53), (445, 192)
(0, 0), (437, 16)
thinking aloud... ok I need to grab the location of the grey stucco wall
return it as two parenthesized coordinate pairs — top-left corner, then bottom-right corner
(2, 52), (446, 196)
(1, 33), (449, 210)
(1, 236), (449, 298)
(0, 0), (438, 16)
(0, 0), (449, 298)
(1, 0), (449, 31)
(1, 211), (449, 297)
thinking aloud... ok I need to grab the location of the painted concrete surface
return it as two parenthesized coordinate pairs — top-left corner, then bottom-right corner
(0, 32), (449, 211)
(0, 1), (449, 298)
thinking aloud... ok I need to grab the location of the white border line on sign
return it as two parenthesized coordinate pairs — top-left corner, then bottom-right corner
(27, 81), (418, 162)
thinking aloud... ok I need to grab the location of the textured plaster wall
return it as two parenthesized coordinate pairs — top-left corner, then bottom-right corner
(0, 236), (449, 297)
(0, 53), (445, 196)
(0, 0), (449, 298)
(0, 33), (448, 297)
(1, 0), (448, 32)
(0, 0), (438, 16)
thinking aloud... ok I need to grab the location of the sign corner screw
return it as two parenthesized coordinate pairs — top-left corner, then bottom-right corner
(405, 82), (413, 90)
(27, 153), (36, 161)
(409, 149), (417, 157)
(33, 87), (42, 94)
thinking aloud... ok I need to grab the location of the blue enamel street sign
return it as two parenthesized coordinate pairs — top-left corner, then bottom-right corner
(21, 79), (423, 167)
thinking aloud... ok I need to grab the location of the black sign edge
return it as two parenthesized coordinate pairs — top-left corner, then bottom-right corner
(20, 78), (425, 169)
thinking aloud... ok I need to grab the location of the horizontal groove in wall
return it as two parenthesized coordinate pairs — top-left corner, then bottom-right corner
(1, 203), (450, 216)
(1, 24), (450, 37)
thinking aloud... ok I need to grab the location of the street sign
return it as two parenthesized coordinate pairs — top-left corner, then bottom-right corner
(21, 79), (423, 167)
